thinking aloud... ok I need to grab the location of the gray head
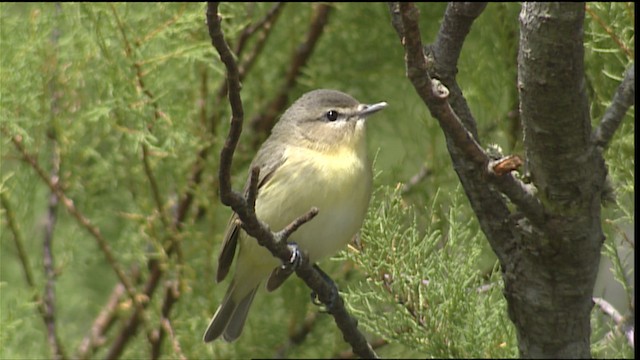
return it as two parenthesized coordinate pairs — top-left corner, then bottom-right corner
(272, 89), (387, 151)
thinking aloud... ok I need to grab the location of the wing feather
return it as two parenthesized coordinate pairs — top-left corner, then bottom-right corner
(215, 141), (286, 282)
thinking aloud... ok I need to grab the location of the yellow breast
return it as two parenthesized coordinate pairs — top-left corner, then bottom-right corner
(254, 142), (372, 263)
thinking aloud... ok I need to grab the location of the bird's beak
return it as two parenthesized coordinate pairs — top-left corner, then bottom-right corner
(358, 102), (388, 117)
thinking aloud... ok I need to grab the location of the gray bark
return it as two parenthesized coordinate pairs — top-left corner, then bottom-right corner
(514, 3), (607, 357)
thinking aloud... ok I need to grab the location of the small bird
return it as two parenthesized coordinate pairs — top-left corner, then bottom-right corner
(203, 89), (387, 342)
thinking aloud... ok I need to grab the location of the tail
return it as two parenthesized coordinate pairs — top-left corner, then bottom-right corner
(203, 280), (259, 343)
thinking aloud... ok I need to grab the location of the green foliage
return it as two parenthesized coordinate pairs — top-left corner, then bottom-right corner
(0, 2), (634, 359)
(345, 186), (517, 358)
(584, 3), (635, 124)
(583, 3), (635, 358)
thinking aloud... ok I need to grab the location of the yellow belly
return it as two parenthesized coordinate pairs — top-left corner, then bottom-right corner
(236, 143), (372, 278)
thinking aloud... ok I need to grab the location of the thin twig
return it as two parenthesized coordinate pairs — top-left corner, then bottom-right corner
(0, 193), (67, 359)
(207, 3), (377, 357)
(233, 3), (285, 57)
(105, 262), (163, 359)
(593, 297), (624, 324)
(273, 205), (319, 241)
(150, 281), (180, 359)
(1, 193), (36, 287)
(98, 29), (207, 360)
(585, 4), (634, 60)
(2, 129), (143, 328)
(593, 297), (635, 348)
(592, 64), (635, 149)
(43, 133), (62, 360)
(107, 7), (190, 357)
(250, 3), (333, 136)
(236, 3), (285, 79)
(176, 66), (212, 229)
(400, 165), (432, 195)
(75, 269), (138, 360)
(160, 318), (187, 360)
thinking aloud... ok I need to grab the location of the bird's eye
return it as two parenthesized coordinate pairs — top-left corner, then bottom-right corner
(326, 110), (339, 122)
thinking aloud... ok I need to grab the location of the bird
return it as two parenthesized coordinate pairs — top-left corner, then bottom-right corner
(203, 89), (387, 342)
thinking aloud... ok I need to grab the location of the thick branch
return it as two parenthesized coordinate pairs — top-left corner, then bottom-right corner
(516, 3), (606, 357)
(592, 64), (635, 149)
(432, 2), (488, 86)
(389, 3), (544, 227)
(207, 3), (376, 358)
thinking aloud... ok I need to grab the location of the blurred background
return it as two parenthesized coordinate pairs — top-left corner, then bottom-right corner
(1, 3), (633, 358)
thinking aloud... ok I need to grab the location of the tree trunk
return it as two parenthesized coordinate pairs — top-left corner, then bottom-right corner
(512, 3), (607, 357)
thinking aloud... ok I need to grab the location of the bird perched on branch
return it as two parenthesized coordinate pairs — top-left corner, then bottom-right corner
(204, 89), (387, 342)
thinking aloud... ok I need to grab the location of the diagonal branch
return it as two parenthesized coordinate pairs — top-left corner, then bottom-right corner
(150, 281), (182, 359)
(593, 297), (635, 349)
(75, 268), (139, 360)
(207, 3), (377, 358)
(250, 3), (333, 136)
(234, 2), (286, 61)
(2, 129), (144, 318)
(389, 2), (545, 226)
(213, 3), (286, 108)
(592, 64), (635, 149)
(0, 193), (67, 359)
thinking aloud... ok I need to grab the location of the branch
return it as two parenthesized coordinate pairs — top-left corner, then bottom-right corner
(1, 193), (36, 288)
(593, 297), (635, 349)
(43, 131), (62, 360)
(250, 3), (333, 135)
(400, 165), (432, 195)
(75, 283), (124, 359)
(112, 2), (183, 261)
(389, 2), (545, 226)
(213, 3), (286, 116)
(105, 263), (163, 359)
(1, 193), (66, 358)
(1, 129), (144, 320)
(40, 5), (66, 357)
(432, 2), (488, 85)
(207, 2), (245, 207)
(207, 3), (377, 358)
(160, 318), (186, 360)
(274, 312), (319, 358)
(96, 8), (193, 357)
(150, 281), (181, 359)
(335, 338), (389, 359)
(585, 4), (634, 59)
(592, 64), (635, 149)
(234, 2), (286, 65)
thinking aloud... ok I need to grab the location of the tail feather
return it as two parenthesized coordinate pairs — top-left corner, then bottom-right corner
(203, 281), (259, 343)
(222, 286), (258, 342)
